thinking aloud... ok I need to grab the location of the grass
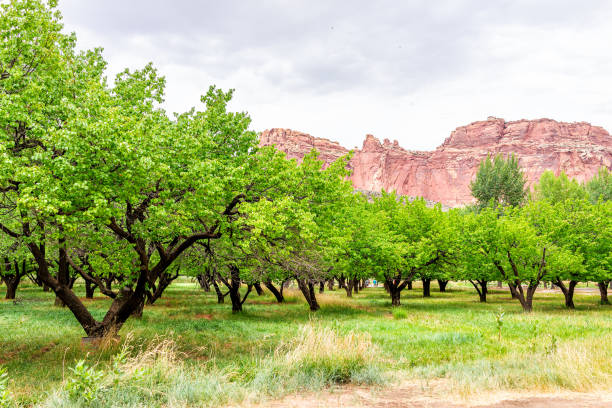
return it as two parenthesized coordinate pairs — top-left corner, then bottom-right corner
(1, 280), (612, 406)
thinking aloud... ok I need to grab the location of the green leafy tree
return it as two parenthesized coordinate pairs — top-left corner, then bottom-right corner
(0, 0), (265, 337)
(532, 170), (587, 203)
(586, 166), (612, 203)
(456, 211), (502, 302)
(470, 154), (527, 208)
(522, 200), (587, 308)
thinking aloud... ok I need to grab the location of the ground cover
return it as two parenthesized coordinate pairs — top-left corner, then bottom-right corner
(1, 280), (612, 406)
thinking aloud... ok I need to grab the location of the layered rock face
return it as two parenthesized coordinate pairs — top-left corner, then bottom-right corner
(259, 118), (612, 207)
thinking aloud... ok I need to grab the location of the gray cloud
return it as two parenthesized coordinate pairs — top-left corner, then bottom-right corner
(58, 0), (612, 149)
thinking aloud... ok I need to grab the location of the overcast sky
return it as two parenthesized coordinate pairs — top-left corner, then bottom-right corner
(58, 0), (612, 150)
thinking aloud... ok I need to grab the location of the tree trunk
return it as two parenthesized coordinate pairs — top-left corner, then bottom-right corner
(296, 278), (320, 311)
(308, 282), (320, 311)
(597, 281), (610, 305)
(344, 279), (353, 297)
(511, 282), (538, 312)
(422, 278), (431, 297)
(469, 280), (488, 302)
(509, 284), (518, 299)
(264, 281), (285, 303)
(523, 284), (537, 312)
(556, 279), (577, 309)
(319, 281), (325, 294)
(4, 276), (20, 299)
(407, 280), (413, 290)
(85, 280), (96, 299)
(2, 259), (24, 300)
(131, 296), (145, 318)
(390, 288), (401, 306)
(227, 285), (242, 312)
(212, 277), (226, 304)
(197, 274), (210, 292)
(224, 266), (243, 313)
(254, 282), (264, 296)
(327, 279), (334, 291)
(146, 268), (180, 305)
(479, 284), (487, 302)
(54, 238), (70, 307)
(338, 276), (346, 289)
(437, 279), (448, 292)
(497, 280), (502, 288)
(352, 278), (359, 294)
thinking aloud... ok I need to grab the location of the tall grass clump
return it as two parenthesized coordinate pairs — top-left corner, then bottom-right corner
(41, 336), (246, 408)
(252, 321), (385, 392)
(41, 324), (386, 407)
(413, 334), (612, 396)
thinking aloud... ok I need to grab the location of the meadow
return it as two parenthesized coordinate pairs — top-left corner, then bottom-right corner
(2, 280), (612, 407)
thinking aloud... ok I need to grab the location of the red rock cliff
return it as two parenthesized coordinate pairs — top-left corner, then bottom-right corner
(259, 118), (612, 207)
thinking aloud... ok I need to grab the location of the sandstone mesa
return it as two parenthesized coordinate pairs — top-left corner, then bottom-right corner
(259, 117), (612, 207)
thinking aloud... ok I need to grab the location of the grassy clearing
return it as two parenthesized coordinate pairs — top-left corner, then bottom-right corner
(1, 280), (612, 406)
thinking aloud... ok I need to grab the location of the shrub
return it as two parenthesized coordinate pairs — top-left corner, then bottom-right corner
(65, 360), (104, 403)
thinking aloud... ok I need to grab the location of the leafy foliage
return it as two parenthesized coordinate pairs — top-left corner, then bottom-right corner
(532, 170), (587, 203)
(586, 166), (612, 203)
(470, 154), (527, 208)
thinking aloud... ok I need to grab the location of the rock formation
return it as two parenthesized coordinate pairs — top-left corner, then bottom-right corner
(259, 118), (612, 207)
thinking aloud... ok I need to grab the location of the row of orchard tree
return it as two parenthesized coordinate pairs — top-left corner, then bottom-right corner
(0, 0), (611, 339)
(343, 188), (611, 312)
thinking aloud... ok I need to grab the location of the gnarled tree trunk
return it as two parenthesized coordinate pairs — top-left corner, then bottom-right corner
(264, 281), (285, 303)
(220, 265), (250, 313)
(296, 278), (320, 311)
(469, 279), (488, 302)
(556, 279), (578, 309)
(196, 274), (211, 292)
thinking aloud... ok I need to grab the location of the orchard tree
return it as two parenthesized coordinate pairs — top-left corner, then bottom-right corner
(0, 0), (266, 337)
(586, 167), (612, 203)
(469, 206), (581, 312)
(585, 201), (612, 305)
(199, 148), (353, 312)
(457, 211), (502, 302)
(352, 193), (457, 307)
(470, 154), (527, 208)
(522, 200), (586, 308)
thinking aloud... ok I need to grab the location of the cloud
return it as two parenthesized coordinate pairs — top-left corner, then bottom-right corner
(58, 0), (612, 150)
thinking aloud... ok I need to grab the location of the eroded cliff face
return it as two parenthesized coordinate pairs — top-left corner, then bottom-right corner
(259, 118), (612, 207)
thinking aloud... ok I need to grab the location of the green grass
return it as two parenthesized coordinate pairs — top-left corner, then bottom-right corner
(1, 280), (612, 406)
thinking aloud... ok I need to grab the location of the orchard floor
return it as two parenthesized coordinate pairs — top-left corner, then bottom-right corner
(2, 280), (612, 407)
